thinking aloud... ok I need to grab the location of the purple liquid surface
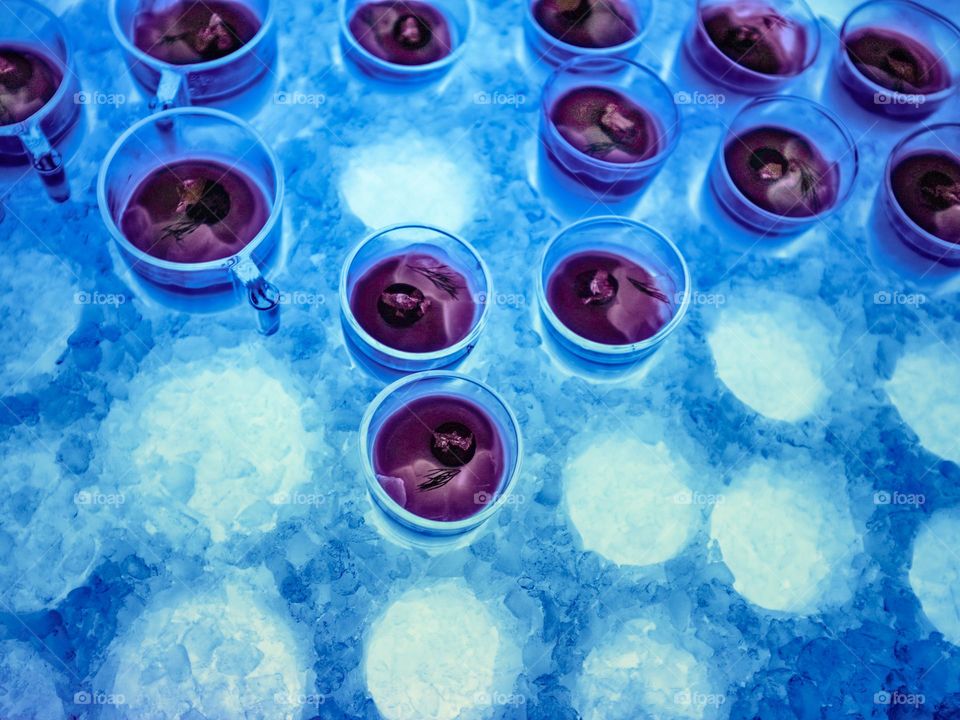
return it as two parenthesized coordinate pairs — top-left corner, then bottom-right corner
(348, 1), (454, 66)
(844, 27), (950, 95)
(891, 152), (960, 245)
(546, 250), (675, 345)
(724, 126), (838, 218)
(120, 158), (270, 264)
(701, 2), (808, 76)
(351, 253), (477, 353)
(532, 0), (637, 49)
(550, 86), (661, 164)
(133, 0), (262, 65)
(0, 45), (62, 126)
(373, 394), (505, 522)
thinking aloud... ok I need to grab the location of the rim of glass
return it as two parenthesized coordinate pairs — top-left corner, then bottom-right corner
(337, 0), (475, 76)
(96, 106), (284, 273)
(718, 95), (859, 226)
(523, 0), (650, 58)
(883, 122), (960, 253)
(339, 222), (493, 363)
(693, 0), (821, 81)
(0, 0), (75, 136)
(838, 0), (960, 104)
(536, 215), (691, 357)
(541, 55), (681, 172)
(359, 370), (524, 534)
(107, 0), (276, 73)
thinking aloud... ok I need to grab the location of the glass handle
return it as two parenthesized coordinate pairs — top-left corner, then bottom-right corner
(231, 256), (281, 336)
(18, 123), (69, 202)
(151, 70), (188, 112)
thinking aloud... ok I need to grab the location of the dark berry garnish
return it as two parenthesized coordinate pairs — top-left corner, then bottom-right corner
(160, 178), (232, 242)
(162, 10), (244, 61)
(0, 50), (33, 91)
(574, 269), (619, 305)
(919, 171), (960, 211)
(430, 421), (477, 466)
(393, 13), (432, 49)
(377, 283), (428, 327)
(749, 146), (789, 181)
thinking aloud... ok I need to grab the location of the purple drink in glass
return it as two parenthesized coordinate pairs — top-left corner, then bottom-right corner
(531, 0), (637, 49)
(350, 252), (477, 354)
(723, 126), (839, 218)
(373, 394), (505, 523)
(844, 28), (948, 96)
(889, 151), (960, 247)
(132, 0), (262, 65)
(119, 158), (270, 264)
(348, 0), (454, 66)
(545, 250), (675, 345)
(0, 45), (62, 126)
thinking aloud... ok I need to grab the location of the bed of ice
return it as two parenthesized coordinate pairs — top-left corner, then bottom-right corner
(2, 0), (960, 718)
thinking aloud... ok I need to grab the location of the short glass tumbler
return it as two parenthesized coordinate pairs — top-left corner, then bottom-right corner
(540, 56), (680, 199)
(97, 108), (283, 334)
(538, 216), (691, 365)
(360, 371), (523, 538)
(709, 95), (858, 236)
(836, 0), (960, 120)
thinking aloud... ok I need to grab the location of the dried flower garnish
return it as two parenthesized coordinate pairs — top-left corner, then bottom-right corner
(627, 276), (669, 303)
(417, 466), (462, 491)
(407, 263), (462, 299)
(159, 178), (232, 243)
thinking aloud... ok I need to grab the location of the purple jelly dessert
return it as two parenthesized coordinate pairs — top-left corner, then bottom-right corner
(348, 0), (454, 66)
(133, 0), (262, 65)
(701, 1), (808, 76)
(350, 253), (477, 353)
(844, 27), (949, 95)
(546, 250), (675, 345)
(373, 394), (505, 522)
(550, 86), (661, 164)
(724, 126), (838, 217)
(0, 45), (62, 125)
(890, 151), (960, 244)
(120, 158), (270, 264)
(532, 0), (638, 49)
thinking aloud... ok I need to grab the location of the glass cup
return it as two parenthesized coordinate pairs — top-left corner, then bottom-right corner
(709, 96), (858, 236)
(836, 0), (960, 120)
(338, 0), (473, 84)
(359, 371), (523, 545)
(108, 0), (277, 112)
(539, 56), (680, 200)
(523, 0), (652, 67)
(97, 108), (283, 335)
(881, 124), (960, 265)
(683, 0), (820, 94)
(537, 216), (691, 366)
(340, 223), (492, 373)
(0, 0), (81, 202)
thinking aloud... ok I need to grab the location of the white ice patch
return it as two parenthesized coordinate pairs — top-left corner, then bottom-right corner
(340, 133), (479, 232)
(564, 437), (699, 567)
(98, 343), (313, 542)
(710, 459), (862, 614)
(707, 289), (836, 422)
(0, 251), (79, 393)
(0, 435), (101, 612)
(365, 580), (517, 720)
(575, 620), (717, 720)
(910, 508), (960, 646)
(104, 569), (309, 720)
(0, 640), (65, 720)
(887, 342), (960, 463)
